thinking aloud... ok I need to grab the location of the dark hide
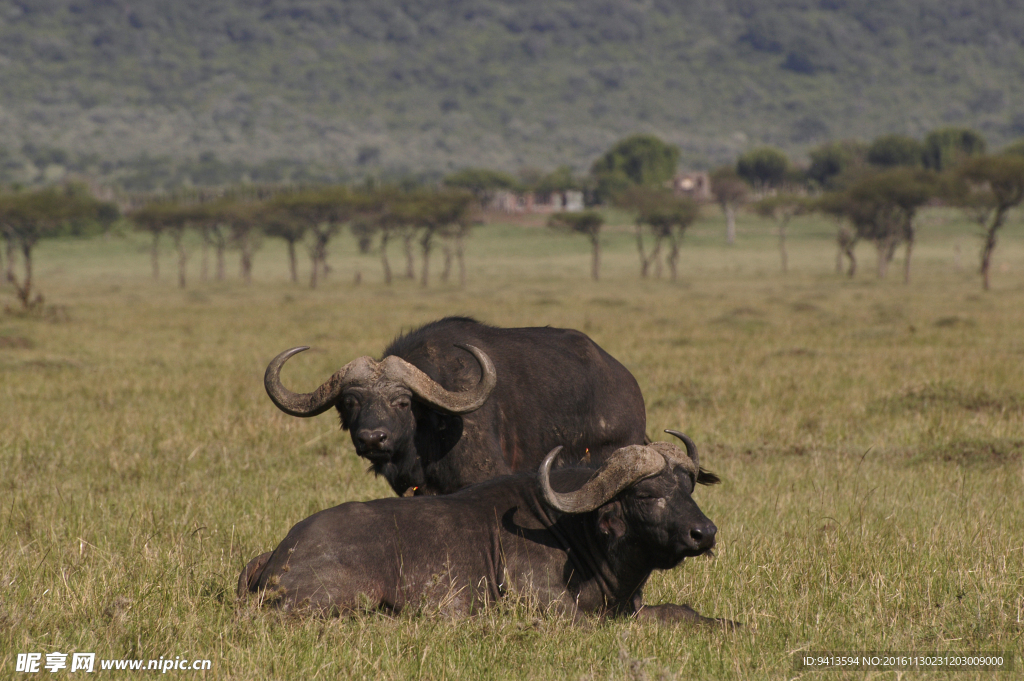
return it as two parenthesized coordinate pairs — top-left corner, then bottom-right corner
(339, 317), (647, 495)
(238, 455), (734, 625)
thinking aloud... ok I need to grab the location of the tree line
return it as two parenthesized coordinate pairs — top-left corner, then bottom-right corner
(706, 129), (1024, 290)
(3, 126), (1024, 310)
(127, 185), (477, 291)
(529, 127), (1024, 290)
(570, 127), (1024, 290)
(0, 183), (478, 310)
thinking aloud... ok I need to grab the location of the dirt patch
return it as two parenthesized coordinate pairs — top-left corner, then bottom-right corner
(3, 357), (82, 371)
(711, 306), (768, 329)
(588, 297), (628, 307)
(704, 442), (813, 458)
(914, 439), (1024, 465)
(934, 316), (975, 328)
(880, 384), (1024, 415)
(767, 347), (818, 359)
(0, 335), (33, 349)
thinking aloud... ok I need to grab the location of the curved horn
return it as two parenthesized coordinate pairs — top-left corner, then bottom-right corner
(665, 429), (718, 484)
(381, 343), (497, 415)
(664, 429), (700, 472)
(539, 444), (665, 514)
(264, 346), (368, 417)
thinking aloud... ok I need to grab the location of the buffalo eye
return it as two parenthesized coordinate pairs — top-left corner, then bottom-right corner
(342, 395), (359, 411)
(393, 397), (411, 409)
(630, 483), (662, 501)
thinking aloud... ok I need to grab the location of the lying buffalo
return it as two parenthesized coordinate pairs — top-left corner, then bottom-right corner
(238, 432), (732, 624)
(265, 316), (647, 496)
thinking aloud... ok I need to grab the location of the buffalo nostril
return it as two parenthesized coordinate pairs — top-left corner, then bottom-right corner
(691, 522), (717, 549)
(357, 430), (388, 448)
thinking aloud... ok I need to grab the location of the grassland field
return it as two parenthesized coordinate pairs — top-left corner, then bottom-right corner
(1, 207), (1023, 679)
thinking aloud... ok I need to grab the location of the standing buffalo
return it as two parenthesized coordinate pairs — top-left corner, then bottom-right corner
(238, 432), (731, 624)
(264, 317), (647, 496)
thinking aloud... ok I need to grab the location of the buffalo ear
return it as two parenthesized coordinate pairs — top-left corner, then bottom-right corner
(697, 468), (720, 486)
(596, 503), (627, 538)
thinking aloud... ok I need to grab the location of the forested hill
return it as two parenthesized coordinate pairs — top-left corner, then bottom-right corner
(2, 0), (1023, 189)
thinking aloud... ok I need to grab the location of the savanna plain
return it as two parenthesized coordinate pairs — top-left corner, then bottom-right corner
(1, 209), (1023, 679)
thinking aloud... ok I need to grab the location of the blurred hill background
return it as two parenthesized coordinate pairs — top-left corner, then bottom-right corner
(1, 0), (1022, 189)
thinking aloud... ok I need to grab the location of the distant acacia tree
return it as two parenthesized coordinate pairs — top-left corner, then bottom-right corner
(382, 193), (426, 281)
(923, 128), (987, 171)
(851, 175), (905, 280)
(1, 219), (14, 285)
(259, 206), (307, 283)
(836, 224), (857, 276)
(442, 168), (519, 205)
(534, 165), (581, 197)
(814, 192), (859, 276)
(269, 187), (356, 288)
(954, 154), (1024, 290)
(548, 211), (605, 281)
(371, 190), (414, 285)
(344, 186), (399, 285)
(187, 201), (229, 281)
(736, 146), (790, 191)
(590, 134), (680, 203)
(807, 140), (867, 189)
(438, 220), (474, 287)
(617, 186), (698, 280)
(816, 168), (934, 282)
(133, 200), (207, 289)
(130, 201), (175, 280)
(0, 186), (117, 308)
(752, 194), (812, 273)
(863, 169), (935, 283)
(866, 134), (924, 168)
(404, 189), (473, 287)
(710, 166), (748, 245)
(202, 199), (263, 284)
(163, 206), (194, 289)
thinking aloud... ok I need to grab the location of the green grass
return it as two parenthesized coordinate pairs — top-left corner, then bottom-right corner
(1, 209), (1023, 679)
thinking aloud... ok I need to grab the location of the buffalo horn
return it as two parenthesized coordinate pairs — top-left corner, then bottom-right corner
(538, 444), (665, 514)
(264, 347), (371, 417)
(381, 343), (497, 415)
(663, 430), (700, 476)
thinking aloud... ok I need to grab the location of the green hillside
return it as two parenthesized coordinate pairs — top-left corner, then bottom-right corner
(2, 0), (1023, 188)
